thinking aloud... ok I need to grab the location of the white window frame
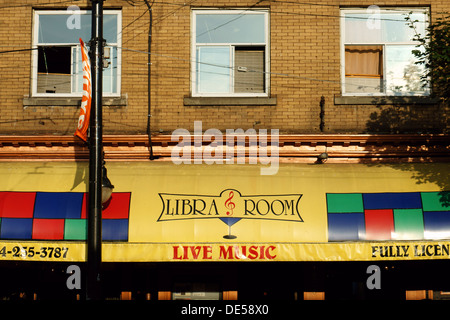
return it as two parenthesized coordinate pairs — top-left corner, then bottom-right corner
(191, 9), (270, 97)
(340, 7), (429, 97)
(31, 10), (122, 98)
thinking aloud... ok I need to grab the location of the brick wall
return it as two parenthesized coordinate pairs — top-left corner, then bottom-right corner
(0, 0), (448, 135)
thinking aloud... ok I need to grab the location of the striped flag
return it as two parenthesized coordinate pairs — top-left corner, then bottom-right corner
(74, 38), (91, 142)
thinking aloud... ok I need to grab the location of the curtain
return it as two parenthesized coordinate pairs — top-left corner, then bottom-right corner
(345, 45), (383, 78)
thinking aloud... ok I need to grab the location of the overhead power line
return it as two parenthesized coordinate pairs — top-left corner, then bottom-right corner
(0, 48), (38, 54)
(0, 0), (73, 9)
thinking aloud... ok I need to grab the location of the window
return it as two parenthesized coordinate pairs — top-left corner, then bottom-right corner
(32, 10), (121, 97)
(341, 8), (429, 96)
(192, 10), (269, 97)
(172, 282), (222, 300)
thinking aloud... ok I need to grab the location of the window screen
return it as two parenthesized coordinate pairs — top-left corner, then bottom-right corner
(37, 46), (71, 94)
(234, 47), (265, 93)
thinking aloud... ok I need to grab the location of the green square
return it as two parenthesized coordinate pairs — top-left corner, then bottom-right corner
(64, 219), (87, 240)
(326, 193), (364, 213)
(421, 192), (450, 211)
(394, 209), (424, 240)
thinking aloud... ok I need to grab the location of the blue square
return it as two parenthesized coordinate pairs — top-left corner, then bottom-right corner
(34, 192), (83, 219)
(102, 219), (128, 241)
(363, 192), (422, 210)
(423, 211), (450, 239)
(0, 218), (33, 239)
(328, 213), (365, 241)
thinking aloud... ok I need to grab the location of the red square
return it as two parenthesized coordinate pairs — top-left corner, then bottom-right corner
(80, 193), (130, 219)
(365, 209), (394, 240)
(103, 193), (131, 219)
(0, 192), (36, 218)
(32, 219), (65, 240)
(81, 193), (88, 219)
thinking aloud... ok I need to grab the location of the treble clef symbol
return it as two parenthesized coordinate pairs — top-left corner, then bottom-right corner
(224, 191), (235, 216)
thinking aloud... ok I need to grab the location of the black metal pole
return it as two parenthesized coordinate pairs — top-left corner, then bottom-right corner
(87, 0), (104, 300)
(144, 0), (154, 160)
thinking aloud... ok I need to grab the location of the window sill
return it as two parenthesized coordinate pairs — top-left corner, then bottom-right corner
(183, 96), (277, 106)
(334, 95), (439, 105)
(23, 94), (128, 107)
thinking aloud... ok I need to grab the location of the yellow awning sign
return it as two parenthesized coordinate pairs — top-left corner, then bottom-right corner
(0, 161), (448, 262)
(1, 241), (450, 262)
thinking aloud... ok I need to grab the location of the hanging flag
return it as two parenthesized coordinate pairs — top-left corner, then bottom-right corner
(74, 38), (91, 142)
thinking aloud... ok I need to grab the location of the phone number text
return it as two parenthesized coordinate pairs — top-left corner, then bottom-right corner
(0, 246), (69, 259)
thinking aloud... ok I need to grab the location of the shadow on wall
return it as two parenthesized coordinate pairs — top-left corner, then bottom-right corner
(363, 97), (449, 207)
(365, 99), (448, 134)
(363, 160), (450, 208)
(70, 142), (89, 192)
(392, 163), (449, 207)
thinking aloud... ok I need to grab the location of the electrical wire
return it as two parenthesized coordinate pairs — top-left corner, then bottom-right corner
(0, 0), (74, 9)
(121, 0), (201, 46)
(0, 42), (427, 92)
(0, 48), (38, 54)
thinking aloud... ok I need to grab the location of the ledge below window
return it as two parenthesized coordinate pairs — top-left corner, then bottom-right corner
(334, 95), (440, 105)
(183, 96), (277, 106)
(23, 95), (128, 107)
